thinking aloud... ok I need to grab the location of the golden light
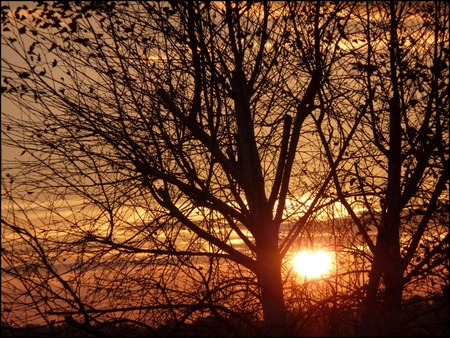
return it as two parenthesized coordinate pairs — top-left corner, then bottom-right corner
(292, 250), (333, 278)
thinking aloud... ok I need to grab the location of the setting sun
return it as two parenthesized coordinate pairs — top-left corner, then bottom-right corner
(293, 250), (333, 278)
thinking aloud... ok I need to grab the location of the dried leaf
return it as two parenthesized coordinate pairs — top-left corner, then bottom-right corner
(48, 42), (57, 52)
(18, 72), (30, 78)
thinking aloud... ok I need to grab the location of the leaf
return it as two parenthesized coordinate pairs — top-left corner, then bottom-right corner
(68, 21), (77, 32)
(28, 41), (39, 55)
(20, 149), (26, 156)
(18, 72), (30, 78)
(18, 26), (26, 34)
(52, 59), (57, 68)
(409, 99), (419, 107)
(48, 42), (57, 52)
(14, 7), (21, 18)
(350, 178), (356, 186)
(73, 38), (90, 45)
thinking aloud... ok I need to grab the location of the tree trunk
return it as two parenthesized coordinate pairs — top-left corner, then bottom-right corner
(382, 259), (403, 336)
(380, 217), (403, 336)
(255, 224), (286, 337)
(356, 235), (385, 336)
(356, 227), (403, 336)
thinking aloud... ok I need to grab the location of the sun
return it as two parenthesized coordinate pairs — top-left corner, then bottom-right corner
(292, 250), (333, 278)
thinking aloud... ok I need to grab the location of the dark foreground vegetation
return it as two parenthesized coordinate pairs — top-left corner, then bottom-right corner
(2, 294), (448, 337)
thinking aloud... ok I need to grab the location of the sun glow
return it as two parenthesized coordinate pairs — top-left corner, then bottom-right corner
(293, 250), (333, 278)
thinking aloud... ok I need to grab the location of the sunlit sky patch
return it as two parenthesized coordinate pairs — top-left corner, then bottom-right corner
(293, 249), (333, 278)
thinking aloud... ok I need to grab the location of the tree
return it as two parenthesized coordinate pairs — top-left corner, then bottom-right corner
(270, 1), (449, 336)
(314, 2), (449, 336)
(1, 2), (356, 336)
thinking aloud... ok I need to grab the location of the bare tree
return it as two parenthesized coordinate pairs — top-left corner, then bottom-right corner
(1, 2), (356, 336)
(315, 1), (449, 336)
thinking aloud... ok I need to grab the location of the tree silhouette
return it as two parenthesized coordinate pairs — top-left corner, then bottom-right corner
(1, 1), (448, 337)
(1, 2), (351, 336)
(315, 2), (449, 336)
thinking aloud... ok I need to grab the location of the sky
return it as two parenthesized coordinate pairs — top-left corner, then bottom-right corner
(1, 1), (39, 166)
